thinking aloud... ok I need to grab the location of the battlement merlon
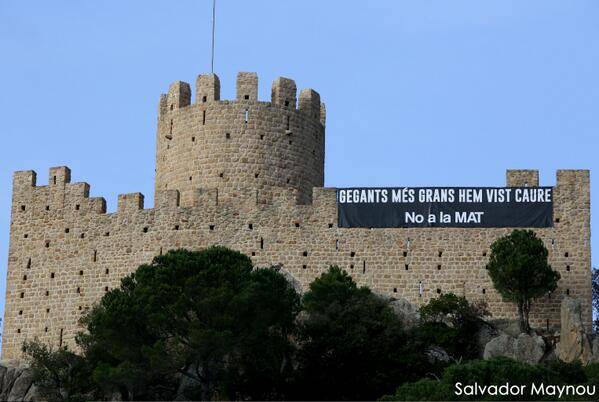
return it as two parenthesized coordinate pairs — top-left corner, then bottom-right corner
(157, 72), (326, 125)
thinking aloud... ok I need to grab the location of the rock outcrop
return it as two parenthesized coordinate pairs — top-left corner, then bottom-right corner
(388, 298), (420, 329)
(557, 297), (592, 363)
(483, 333), (545, 364)
(0, 361), (38, 402)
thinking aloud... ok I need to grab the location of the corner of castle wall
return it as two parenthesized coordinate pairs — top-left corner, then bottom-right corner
(299, 89), (321, 121)
(196, 74), (221, 104)
(12, 170), (37, 194)
(117, 193), (145, 213)
(506, 169), (539, 187)
(155, 190), (180, 209)
(167, 81), (191, 111)
(236, 72), (258, 101)
(271, 77), (297, 109)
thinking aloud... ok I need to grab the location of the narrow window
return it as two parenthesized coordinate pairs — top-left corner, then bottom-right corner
(302, 251), (308, 257)
(59, 329), (63, 347)
(26, 258), (31, 269)
(19, 310), (23, 315)
(350, 264), (354, 270)
(75, 204), (80, 210)
(405, 264), (409, 271)
(45, 290), (49, 296)
(482, 288), (486, 294)
(260, 237), (264, 249)
(22, 275), (27, 281)
(169, 119), (173, 135)
(251, 251), (256, 256)
(555, 218), (560, 223)
(328, 223), (333, 228)
(174, 225), (179, 230)
(159, 247), (163, 255)
(286, 116), (290, 130)
(260, 134), (264, 140)
(46, 308), (50, 313)
(80, 233), (85, 239)
(244, 109), (249, 124)
(45, 205), (50, 211)
(403, 251), (408, 257)
(20, 292), (24, 298)
(335, 239), (339, 251)
(20, 205), (25, 211)
(566, 289), (570, 296)
(77, 287), (81, 294)
(393, 288), (397, 293)
(436, 288), (441, 294)
(17, 329), (21, 334)
(51, 272), (55, 278)
(225, 132), (231, 139)
(143, 227), (149, 233)
(105, 286), (109, 292)
(23, 234), (28, 238)
(202, 110), (206, 125)
(189, 176), (192, 181)
(44, 327), (48, 333)
(202, 95), (207, 103)
(79, 270), (83, 276)
(53, 176), (57, 185)
(105, 268), (109, 275)
(566, 265), (571, 271)
(438, 251), (443, 257)
(244, 95), (250, 100)
(350, 251), (355, 258)
(482, 251), (487, 257)
(362, 260), (366, 274)
(284, 100), (290, 107)
(565, 252), (569, 258)
(248, 223), (253, 230)
(209, 225), (215, 231)
(93, 250), (97, 262)
(295, 222), (300, 228)
(437, 264), (441, 271)
(192, 136), (195, 142)
(254, 173), (259, 178)
(219, 172), (224, 178)
(65, 228), (69, 233)
(45, 241), (50, 248)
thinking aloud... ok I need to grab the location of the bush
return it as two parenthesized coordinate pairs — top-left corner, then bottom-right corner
(23, 340), (92, 402)
(486, 230), (560, 332)
(383, 357), (592, 401)
(293, 266), (431, 400)
(416, 293), (489, 360)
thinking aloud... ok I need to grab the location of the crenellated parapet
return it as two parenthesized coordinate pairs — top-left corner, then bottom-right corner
(155, 72), (326, 208)
(3, 166), (591, 360)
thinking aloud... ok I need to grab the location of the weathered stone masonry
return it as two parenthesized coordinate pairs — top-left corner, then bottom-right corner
(2, 72), (591, 361)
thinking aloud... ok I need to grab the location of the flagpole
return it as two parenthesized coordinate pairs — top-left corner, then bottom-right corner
(211, 0), (216, 74)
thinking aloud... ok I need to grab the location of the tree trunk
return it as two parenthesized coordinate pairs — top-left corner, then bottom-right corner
(517, 302), (527, 333)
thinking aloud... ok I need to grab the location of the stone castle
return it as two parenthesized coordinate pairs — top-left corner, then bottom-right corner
(2, 72), (591, 360)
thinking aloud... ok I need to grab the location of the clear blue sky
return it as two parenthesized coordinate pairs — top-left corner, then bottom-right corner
(0, 1), (598, 328)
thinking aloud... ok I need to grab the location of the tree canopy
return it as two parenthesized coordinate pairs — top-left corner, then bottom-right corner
(486, 229), (560, 332)
(77, 247), (299, 400)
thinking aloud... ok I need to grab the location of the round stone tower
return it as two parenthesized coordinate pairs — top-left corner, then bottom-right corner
(155, 72), (326, 206)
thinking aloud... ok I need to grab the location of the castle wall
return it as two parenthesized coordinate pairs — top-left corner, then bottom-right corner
(2, 167), (591, 361)
(155, 73), (325, 206)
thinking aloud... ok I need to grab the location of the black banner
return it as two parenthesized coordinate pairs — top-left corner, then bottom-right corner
(337, 187), (553, 228)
